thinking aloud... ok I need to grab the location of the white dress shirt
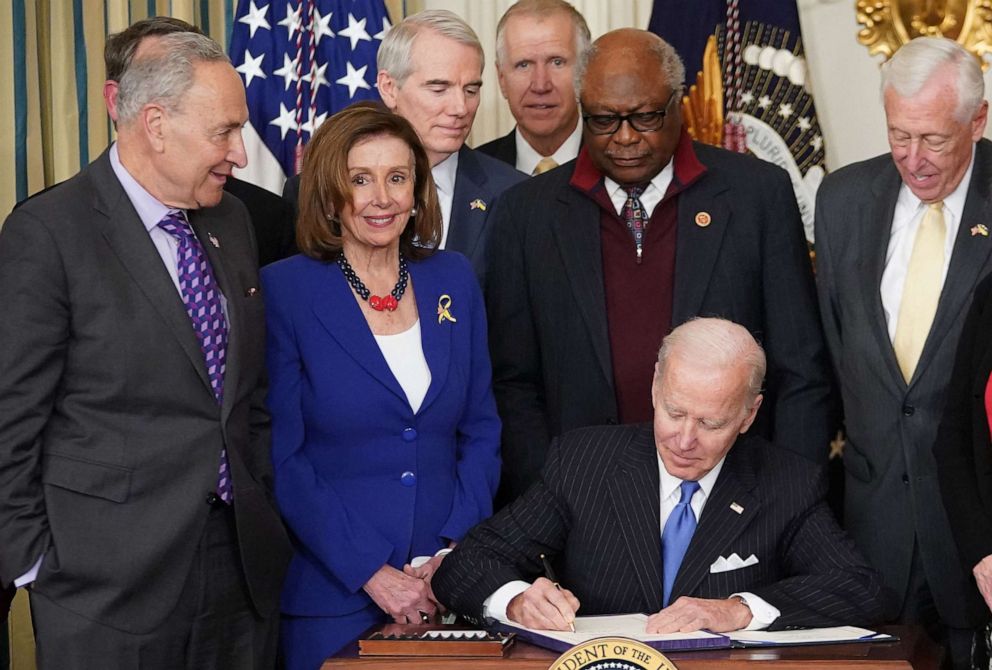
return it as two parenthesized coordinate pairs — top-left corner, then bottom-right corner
(880, 147), (974, 340)
(604, 159), (674, 219)
(432, 151), (459, 250)
(514, 120), (583, 176)
(374, 319), (431, 414)
(482, 455), (779, 630)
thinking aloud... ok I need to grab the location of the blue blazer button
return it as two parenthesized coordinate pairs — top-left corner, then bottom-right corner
(400, 471), (416, 487)
(402, 427), (418, 442)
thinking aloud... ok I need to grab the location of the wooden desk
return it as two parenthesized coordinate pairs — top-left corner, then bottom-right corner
(323, 625), (940, 670)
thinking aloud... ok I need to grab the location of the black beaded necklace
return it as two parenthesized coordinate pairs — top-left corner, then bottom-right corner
(337, 253), (409, 312)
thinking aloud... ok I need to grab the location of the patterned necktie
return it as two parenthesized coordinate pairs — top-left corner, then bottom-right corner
(533, 156), (558, 175)
(621, 186), (648, 263)
(893, 201), (946, 383)
(661, 480), (700, 607)
(157, 211), (232, 503)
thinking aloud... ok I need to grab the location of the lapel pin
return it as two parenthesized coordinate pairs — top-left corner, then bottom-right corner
(730, 502), (744, 514)
(971, 224), (989, 237)
(208, 232), (220, 248)
(246, 287), (259, 297)
(437, 294), (457, 324)
(469, 198), (487, 211)
(695, 212), (712, 227)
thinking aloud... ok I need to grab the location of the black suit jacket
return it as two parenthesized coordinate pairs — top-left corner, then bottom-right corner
(816, 141), (992, 627)
(936, 270), (992, 613)
(434, 425), (883, 628)
(224, 176), (296, 267)
(475, 129), (517, 167)
(12, 175), (294, 270)
(282, 146), (524, 286)
(0, 150), (292, 633)
(487, 143), (832, 504)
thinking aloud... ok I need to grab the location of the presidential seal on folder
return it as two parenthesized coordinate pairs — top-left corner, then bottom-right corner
(550, 637), (679, 670)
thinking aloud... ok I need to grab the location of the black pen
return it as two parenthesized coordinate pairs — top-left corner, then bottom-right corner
(540, 553), (575, 632)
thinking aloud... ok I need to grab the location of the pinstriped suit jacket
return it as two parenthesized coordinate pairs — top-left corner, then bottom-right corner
(433, 424), (883, 629)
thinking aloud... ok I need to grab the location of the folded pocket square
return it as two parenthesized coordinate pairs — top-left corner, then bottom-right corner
(709, 552), (759, 573)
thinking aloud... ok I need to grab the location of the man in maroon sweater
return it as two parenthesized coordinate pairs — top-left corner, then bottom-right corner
(486, 28), (830, 507)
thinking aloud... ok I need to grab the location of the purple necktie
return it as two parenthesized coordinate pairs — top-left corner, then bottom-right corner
(157, 211), (232, 503)
(621, 186), (647, 263)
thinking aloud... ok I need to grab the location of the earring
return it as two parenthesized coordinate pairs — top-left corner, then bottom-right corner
(410, 207), (418, 216)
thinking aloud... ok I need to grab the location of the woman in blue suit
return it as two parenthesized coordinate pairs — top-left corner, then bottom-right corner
(262, 103), (501, 670)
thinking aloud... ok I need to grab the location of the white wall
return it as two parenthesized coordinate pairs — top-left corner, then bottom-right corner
(421, 0), (992, 171)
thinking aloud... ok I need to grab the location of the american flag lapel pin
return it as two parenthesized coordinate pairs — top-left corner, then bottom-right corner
(971, 224), (989, 237)
(730, 502), (744, 514)
(470, 198), (487, 211)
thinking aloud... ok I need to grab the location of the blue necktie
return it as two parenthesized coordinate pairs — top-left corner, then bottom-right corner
(662, 480), (700, 606)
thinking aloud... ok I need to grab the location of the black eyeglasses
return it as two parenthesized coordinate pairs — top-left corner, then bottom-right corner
(582, 90), (679, 136)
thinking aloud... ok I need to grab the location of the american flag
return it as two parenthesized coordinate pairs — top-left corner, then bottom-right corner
(229, 0), (390, 194)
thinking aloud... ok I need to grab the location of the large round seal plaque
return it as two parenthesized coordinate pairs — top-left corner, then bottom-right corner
(549, 637), (679, 670)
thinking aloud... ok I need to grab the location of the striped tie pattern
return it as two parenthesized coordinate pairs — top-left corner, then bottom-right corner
(157, 211), (232, 503)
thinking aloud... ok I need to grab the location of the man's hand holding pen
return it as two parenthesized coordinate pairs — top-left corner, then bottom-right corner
(507, 577), (580, 631)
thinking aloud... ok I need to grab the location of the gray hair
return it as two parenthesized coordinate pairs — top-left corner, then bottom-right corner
(880, 36), (985, 122)
(575, 30), (685, 99)
(655, 318), (766, 409)
(377, 10), (484, 88)
(495, 0), (591, 70)
(116, 31), (229, 125)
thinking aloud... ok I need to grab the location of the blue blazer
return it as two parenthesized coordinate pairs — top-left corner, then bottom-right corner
(262, 250), (501, 617)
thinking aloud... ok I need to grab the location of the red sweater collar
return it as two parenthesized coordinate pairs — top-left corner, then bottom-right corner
(569, 127), (707, 196)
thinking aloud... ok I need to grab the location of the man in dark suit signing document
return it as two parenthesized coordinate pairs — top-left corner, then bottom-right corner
(434, 318), (882, 633)
(0, 29), (291, 669)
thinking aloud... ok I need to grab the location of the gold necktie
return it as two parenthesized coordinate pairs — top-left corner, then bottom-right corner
(533, 157), (558, 175)
(893, 201), (946, 382)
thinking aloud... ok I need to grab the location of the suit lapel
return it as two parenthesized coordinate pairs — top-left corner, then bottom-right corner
(190, 210), (240, 421)
(88, 154), (213, 395)
(310, 263), (409, 404)
(672, 176), (731, 323)
(911, 143), (992, 385)
(863, 166), (906, 387)
(549, 185), (613, 384)
(607, 426), (665, 613)
(670, 441), (759, 600)
(410, 259), (450, 414)
(446, 147), (491, 260)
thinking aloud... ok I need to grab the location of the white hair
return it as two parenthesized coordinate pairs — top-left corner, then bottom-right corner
(880, 36), (985, 122)
(495, 0), (591, 70)
(116, 31), (228, 124)
(576, 30), (685, 99)
(377, 10), (484, 87)
(656, 317), (766, 407)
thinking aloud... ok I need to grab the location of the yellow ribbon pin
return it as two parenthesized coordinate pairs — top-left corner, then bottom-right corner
(437, 294), (457, 324)
(972, 223), (989, 237)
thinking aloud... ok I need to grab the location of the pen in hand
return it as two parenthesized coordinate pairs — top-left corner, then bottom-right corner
(540, 553), (575, 633)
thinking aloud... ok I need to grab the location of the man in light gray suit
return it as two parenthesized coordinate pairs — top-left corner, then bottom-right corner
(0, 30), (291, 669)
(815, 36), (989, 669)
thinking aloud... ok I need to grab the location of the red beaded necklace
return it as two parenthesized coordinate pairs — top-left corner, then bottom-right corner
(337, 253), (409, 312)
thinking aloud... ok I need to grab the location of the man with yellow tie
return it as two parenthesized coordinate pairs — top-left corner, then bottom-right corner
(815, 36), (990, 670)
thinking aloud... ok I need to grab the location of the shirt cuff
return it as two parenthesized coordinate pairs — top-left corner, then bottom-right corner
(732, 592), (780, 630)
(14, 555), (43, 588)
(482, 581), (531, 622)
(409, 548), (455, 569)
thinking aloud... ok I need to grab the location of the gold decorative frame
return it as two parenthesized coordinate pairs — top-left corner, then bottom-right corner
(857, 0), (992, 67)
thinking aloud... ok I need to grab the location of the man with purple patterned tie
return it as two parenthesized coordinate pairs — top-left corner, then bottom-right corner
(434, 318), (882, 633)
(0, 30), (290, 670)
